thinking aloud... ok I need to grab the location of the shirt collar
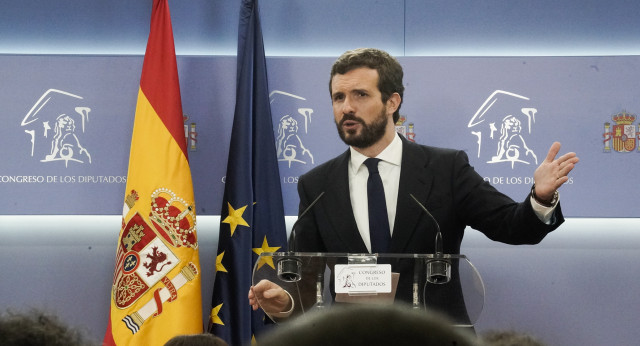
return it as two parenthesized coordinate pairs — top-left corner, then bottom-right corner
(349, 134), (403, 172)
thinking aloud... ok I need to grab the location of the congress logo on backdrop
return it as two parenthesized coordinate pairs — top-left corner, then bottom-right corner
(20, 89), (92, 167)
(271, 90), (315, 168)
(603, 111), (639, 153)
(468, 90), (539, 168)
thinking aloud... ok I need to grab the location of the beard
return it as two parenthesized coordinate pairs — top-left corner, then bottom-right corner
(336, 107), (388, 149)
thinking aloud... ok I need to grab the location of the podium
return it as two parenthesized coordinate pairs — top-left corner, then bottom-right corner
(252, 252), (485, 327)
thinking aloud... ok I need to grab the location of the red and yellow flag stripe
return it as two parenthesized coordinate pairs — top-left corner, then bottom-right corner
(104, 1), (202, 345)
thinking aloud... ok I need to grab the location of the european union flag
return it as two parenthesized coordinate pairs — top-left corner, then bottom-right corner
(209, 0), (287, 345)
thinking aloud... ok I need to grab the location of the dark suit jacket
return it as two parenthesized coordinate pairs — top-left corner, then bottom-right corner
(291, 135), (564, 315)
(295, 135), (563, 255)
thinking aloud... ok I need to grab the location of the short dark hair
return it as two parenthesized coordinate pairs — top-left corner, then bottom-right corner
(164, 333), (229, 346)
(258, 304), (479, 346)
(481, 330), (546, 346)
(0, 308), (95, 346)
(330, 48), (405, 123)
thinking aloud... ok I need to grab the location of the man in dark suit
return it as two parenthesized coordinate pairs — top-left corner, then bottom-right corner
(249, 48), (578, 318)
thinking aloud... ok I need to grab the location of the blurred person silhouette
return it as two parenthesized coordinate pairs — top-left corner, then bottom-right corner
(255, 303), (480, 346)
(0, 308), (96, 346)
(480, 329), (546, 346)
(164, 333), (229, 346)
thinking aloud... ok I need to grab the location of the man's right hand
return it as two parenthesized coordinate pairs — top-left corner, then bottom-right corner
(248, 279), (292, 314)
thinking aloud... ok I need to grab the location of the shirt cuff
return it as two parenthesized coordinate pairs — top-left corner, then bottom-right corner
(530, 194), (559, 225)
(268, 290), (295, 319)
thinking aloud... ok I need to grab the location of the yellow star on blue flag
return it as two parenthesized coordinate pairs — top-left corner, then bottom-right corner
(216, 251), (227, 273)
(222, 203), (250, 236)
(210, 303), (224, 326)
(252, 236), (281, 270)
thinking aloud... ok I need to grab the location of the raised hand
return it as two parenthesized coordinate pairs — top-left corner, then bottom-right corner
(533, 142), (579, 202)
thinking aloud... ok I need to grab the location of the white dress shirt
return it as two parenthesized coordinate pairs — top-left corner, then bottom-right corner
(348, 135), (403, 252)
(347, 134), (556, 252)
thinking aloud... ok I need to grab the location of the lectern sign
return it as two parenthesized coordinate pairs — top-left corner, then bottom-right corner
(334, 264), (392, 294)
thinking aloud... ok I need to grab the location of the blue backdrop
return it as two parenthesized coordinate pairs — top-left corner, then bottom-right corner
(1, 55), (637, 217)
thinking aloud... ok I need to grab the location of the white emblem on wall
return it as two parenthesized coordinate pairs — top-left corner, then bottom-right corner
(270, 90), (315, 168)
(21, 89), (92, 167)
(468, 90), (538, 168)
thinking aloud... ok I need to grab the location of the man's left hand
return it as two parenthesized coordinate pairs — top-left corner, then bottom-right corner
(533, 142), (579, 202)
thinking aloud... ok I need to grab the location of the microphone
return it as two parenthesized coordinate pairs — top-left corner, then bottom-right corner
(409, 194), (451, 284)
(288, 191), (325, 252)
(277, 191), (325, 282)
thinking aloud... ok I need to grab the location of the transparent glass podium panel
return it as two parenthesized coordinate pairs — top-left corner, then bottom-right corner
(252, 252), (484, 327)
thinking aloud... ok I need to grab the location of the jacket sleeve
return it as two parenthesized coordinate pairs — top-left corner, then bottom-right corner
(452, 150), (563, 245)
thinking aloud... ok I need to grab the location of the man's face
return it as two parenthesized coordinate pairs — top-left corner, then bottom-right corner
(331, 67), (391, 149)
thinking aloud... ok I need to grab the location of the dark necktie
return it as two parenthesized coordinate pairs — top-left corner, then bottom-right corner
(364, 158), (391, 253)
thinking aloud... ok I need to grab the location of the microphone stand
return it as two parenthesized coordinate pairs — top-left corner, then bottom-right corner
(276, 192), (325, 282)
(409, 194), (451, 285)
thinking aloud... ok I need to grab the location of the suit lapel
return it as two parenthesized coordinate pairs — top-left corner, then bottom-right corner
(322, 150), (369, 253)
(390, 138), (434, 253)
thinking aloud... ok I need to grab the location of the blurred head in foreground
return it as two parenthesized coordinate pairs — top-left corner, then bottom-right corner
(257, 303), (479, 346)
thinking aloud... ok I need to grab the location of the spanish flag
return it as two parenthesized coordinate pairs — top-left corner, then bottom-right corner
(103, 0), (202, 344)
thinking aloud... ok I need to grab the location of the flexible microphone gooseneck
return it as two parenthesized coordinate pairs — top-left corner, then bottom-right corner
(409, 193), (451, 284)
(276, 191), (325, 282)
(288, 191), (325, 252)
